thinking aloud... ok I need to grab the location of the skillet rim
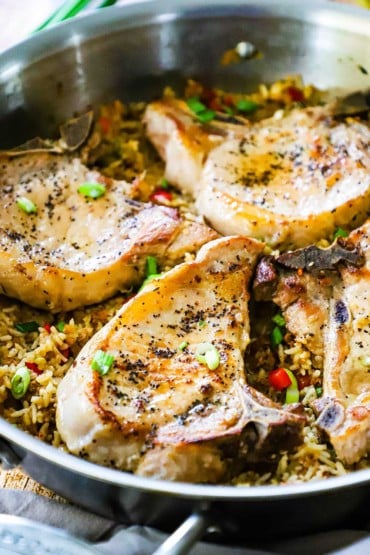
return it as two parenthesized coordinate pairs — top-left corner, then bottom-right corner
(0, 0), (369, 500)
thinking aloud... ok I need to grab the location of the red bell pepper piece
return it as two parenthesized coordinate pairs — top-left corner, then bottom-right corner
(149, 188), (173, 204)
(286, 86), (304, 102)
(25, 361), (42, 375)
(268, 367), (292, 390)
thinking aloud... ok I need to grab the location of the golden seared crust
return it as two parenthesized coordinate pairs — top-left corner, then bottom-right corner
(57, 236), (305, 482)
(0, 152), (215, 312)
(145, 99), (370, 248)
(143, 98), (244, 195)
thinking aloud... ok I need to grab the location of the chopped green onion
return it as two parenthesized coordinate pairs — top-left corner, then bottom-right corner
(186, 97), (215, 123)
(271, 326), (284, 348)
(78, 182), (106, 199)
(195, 343), (220, 370)
(139, 274), (162, 290)
(315, 386), (323, 397)
(360, 355), (370, 367)
(17, 197), (37, 214)
(179, 341), (188, 351)
(236, 99), (259, 113)
(139, 256), (162, 290)
(186, 97), (207, 114)
(11, 367), (31, 400)
(272, 313), (285, 327)
(15, 321), (39, 333)
(285, 369), (299, 404)
(333, 227), (349, 239)
(146, 256), (158, 277)
(161, 178), (169, 189)
(198, 320), (206, 328)
(91, 349), (115, 376)
(196, 109), (215, 123)
(56, 321), (66, 332)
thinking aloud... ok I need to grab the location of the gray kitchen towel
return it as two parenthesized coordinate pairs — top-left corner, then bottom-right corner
(0, 489), (369, 555)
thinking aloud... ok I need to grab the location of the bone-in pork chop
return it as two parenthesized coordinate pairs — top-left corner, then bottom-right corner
(145, 100), (370, 248)
(56, 236), (305, 483)
(254, 227), (370, 464)
(317, 222), (370, 464)
(0, 152), (217, 312)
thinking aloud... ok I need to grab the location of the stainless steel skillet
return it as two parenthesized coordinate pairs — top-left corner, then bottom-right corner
(0, 1), (369, 553)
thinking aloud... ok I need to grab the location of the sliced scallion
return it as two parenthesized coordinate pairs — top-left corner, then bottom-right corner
(197, 109), (215, 123)
(179, 341), (188, 351)
(195, 343), (220, 370)
(285, 369), (299, 404)
(186, 97), (215, 123)
(15, 321), (39, 333)
(56, 321), (66, 332)
(17, 197), (37, 214)
(333, 227), (349, 239)
(91, 349), (115, 376)
(236, 99), (259, 113)
(11, 367), (31, 400)
(139, 256), (162, 290)
(146, 256), (158, 277)
(186, 97), (207, 114)
(78, 182), (106, 199)
(271, 326), (283, 348)
(272, 313), (285, 327)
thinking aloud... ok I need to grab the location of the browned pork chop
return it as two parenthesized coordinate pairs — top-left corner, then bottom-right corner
(56, 236), (305, 482)
(254, 226), (370, 464)
(0, 152), (217, 312)
(145, 99), (370, 248)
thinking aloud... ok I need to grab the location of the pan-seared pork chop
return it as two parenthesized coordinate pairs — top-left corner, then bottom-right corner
(0, 152), (217, 312)
(317, 222), (370, 464)
(145, 100), (370, 248)
(57, 236), (305, 483)
(143, 99), (248, 195)
(254, 227), (370, 464)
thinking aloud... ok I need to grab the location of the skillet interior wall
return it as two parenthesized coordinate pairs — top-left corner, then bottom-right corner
(0, 5), (369, 148)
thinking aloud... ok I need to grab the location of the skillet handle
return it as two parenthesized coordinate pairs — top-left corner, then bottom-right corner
(152, 512), (210, 555)
(0, 437), (22, 469)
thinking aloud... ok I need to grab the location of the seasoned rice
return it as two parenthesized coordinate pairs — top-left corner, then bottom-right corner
(0, 76), (367, 484)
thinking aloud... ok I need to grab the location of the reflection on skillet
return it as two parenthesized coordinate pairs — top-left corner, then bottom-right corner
(0, 75), (369, 485)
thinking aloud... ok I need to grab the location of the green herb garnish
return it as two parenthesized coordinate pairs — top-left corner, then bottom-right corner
(186, 97), (215, 123)
(161, 178), (169, 189)
(272, 313), (285, 327)
(186, 97), (207, 114)
(11, 367), (31, 400)
(271, 326), (284, 349)
(179, 341), (188, 351)
(333, 227), (349, 239)
(15, 321), (39, 333)
(56, 321), (66, 332)
(198, 320), (206, 328)
(315, 386), (323, 397)
(236, 99), (259, 113)
(195, 343), (220, 370)
(146, 256), (158, 277)
(78, 182), (106, 199)
(91, 350), (115, 376)
(17, 197), (37, 214)
(197, 109), (215, 123)
(285, 369), (299, 404)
